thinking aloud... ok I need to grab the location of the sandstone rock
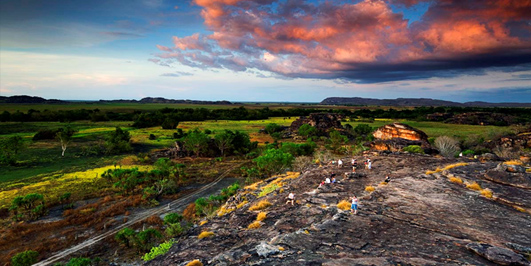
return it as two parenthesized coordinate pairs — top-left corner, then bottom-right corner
(506, 242), (531, 255)
(485, 169), (531, 189)
(466, 242), (530, 266)
(255, 242), (280, 258)
(479, 153), (500, 163)
(290, 113), (343, 132)
(372, 123), (428, 141)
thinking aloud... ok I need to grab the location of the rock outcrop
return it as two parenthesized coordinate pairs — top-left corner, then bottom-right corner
(290, 113), (343, 132)
(366, 123), (432, 153)
(148, 155), (531, 266)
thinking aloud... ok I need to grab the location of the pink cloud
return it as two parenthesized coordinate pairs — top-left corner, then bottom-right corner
(156, 0), (531, 82)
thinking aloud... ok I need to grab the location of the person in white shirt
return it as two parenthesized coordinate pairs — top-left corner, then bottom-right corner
(337, 159), (343, 168)
(286, 192), (295, 205)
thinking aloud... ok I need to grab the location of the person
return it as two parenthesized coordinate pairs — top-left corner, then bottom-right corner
(286, 192), (295, 205)
(338, 159), (343, 168)
(351, 196), (358, 214)
(384, 176), (390, 183)
(351, 158), (356, 167)
(325, 177), (331, 184)
(318, 181), (325, 188)
(367, 159), (372, 170)
(332, 177), (336, 183)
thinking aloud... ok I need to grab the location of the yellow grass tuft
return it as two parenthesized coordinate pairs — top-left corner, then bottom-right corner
(278, 246), (285, 251)
(514, 206), (526, 213)
(199, 220), (208, 226)
(244, 181), (262, 191)
(466, 182), (482, 191)
(217, 206), (235, 217)
(186, 260), (203, 266)
(248, 221), (262, 229)
(256, 212), (267, 221)
(379, 182), (388, 186)
(527, 168), (531, 173)
(503, 160), (523, 166)
(249, 200), (272, 211)
(449, 177), (463, 185)
(236, 201), (248, 209)
(365, 186), (375, 192)
(443, 163), (468, 170)
(198, 231), (214, 239)
(337, 200), (351, 211)
(321, 204), (327, 208)
(304, 230), (310, 235)
(480, 188), (493, 198)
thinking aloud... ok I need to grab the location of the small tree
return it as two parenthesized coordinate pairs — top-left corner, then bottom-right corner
(354, 124), (372, 135)
(56, 126), (76, 157)
(0, 135), (25, 165)
(183, 131), (210, 157)
(105, 127), (132, 154)
(328, 130), (348, 153)
(253, 148), (294, 177)
(11, 250), (39, 266)
(265, 123), (281, 134)
(214, 130), (234, 157)
(298, 124), (317, 139)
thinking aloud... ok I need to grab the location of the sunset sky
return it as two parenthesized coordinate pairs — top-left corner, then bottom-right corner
(1, 0), (530, 102)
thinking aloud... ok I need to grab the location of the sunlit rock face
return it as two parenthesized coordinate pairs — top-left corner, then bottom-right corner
(372, 123), (428, 142)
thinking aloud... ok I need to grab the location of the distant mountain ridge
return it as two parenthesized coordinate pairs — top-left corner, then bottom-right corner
(0, 95), (232, 105)
(320, 97), (531, 107)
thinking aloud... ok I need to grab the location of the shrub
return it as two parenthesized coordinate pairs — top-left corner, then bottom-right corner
(354, 124), (372, 135)
(115, 228), (136, 247)
(254, 148), (294, 177)
(149, 134), (157, 140)
(480, 188), (493, 198)
(265, 123), (282, 134)
(403, 145), (424, 154)
(142, 240), (175, 261)
(337, 200), (350, 211)
(434, 136), (460, 157)
(65, 257), (93, 266)
(11, 250), (39, 266)
(165, 223), (184, 237)
(186, 260), (203, 266)
(248, 221), (262, 229)
(462, 149), (475, 156)
(258, 183), (280, 198)
(256, 212), (267, 221)
(365, 186), (375, 192)
(298, 124), (317, 138)
(466, 182), (482, 191)
(183, 203), (196, 220)
(198, 231), (214, 239)
(136, 228), (163, 251)
(164, 213), (183, 224)
(249, 200), (272, 211)
(33, 129), (59, 140)
(449, 177), (463, 184)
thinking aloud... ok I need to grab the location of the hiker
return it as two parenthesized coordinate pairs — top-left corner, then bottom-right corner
(332, 177), (336, 183)
(318, 181), (325, 188)
(351, 196), (358, 214)
(286, 192), (295, 205)
(328, 159), (337, 166)
(366, 158), (372, 170)
(325, 177), (331, 184)
(338, 159), (343, 168)
(384, 176), (390, 183)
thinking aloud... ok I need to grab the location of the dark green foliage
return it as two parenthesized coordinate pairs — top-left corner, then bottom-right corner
(65, 257), (95, 266)
(163, 213), (183, 224)
(105, 127), (132, 154)
(214, 130), (234, 156)
(280, 141), (316, 157)
(10, 193), (46, 220)
(462, 149), (475, 156)
(298, 124), (317, 138)
(327, 130), (348, 153)
(253, 148), (294, 177)
(265, 123), (282, 134)
(204, 129), (212, 134)
(270, 132), (282, 141)
(149, 134), (157, 140)
(353, 124), (373, 135)
(173, 128), (185, 139)
(165, 223), (184, 237)
(33, 129), (60, 140)
(11, 250), (39, 266)
(183, 131), (210, 157)
(0, 135), (25, 165)
(402, 145), (424, 154)
(136, 228), (163, 251)
(115, 228), (137, 247)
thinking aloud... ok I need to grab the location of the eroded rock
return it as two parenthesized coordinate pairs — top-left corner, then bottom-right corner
(466, 242), (530, 266)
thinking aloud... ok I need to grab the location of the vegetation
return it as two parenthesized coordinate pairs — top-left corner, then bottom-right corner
(186, 259), (203, 266)
(248, 221), (262, 229)
(449, 177), (464, 184)
(249, 200), (272, 211)
(11, 250), (39, 266)
(403, 145), (424, 154)
(435, 136), (461, 157)
(198, 231), (215, 239)
(256, 212), (267, 221)
(142, 240), (175, 261)
(337, 200), (351, 211)
(365, 186), (375, 192)
(0, 135), (25, 165)
(466, 182), (482, 191)
(254, 149), (294, 177)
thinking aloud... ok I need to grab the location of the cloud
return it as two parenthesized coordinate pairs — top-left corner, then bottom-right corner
(155, 0), (531, 83)
(160, 71), (194, 77)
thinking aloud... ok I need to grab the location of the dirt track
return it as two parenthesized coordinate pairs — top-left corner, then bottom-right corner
(33, 165), (240, 266)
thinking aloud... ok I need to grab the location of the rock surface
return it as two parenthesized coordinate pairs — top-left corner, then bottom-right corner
(367, 123), (432, 152)
(466, 243), (530, 266)
(148, 155), (531, 266)
(290, 113), (343, 132)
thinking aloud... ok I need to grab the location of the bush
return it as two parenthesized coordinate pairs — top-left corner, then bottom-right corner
(434, 136), (460, 157)
(403, 145), (424, 154)
(265, 123), (282, 134)
(249, 200), (271, 211)
(298, 124), (317, 138)
(164, 213), (183, 224)
(337, 200), (350, 211)
(105, 127), (132, 155)
(33, 129), (59, 140)
(165, 223), (184, 237)
(115, 228), (137, 247)
(11, 250), (39, 266)
(198, 231), (214, 239)
(354, 124), (372, 135)
(149, 134), (157, 140)
(254, 149), (294, 177)
(65, 257), (94, 266)
(142, 240), (175, 261)
(462, 149), (475, 156)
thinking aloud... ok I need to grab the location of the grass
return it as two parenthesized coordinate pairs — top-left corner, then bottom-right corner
(256, 212), (267, 221)
(480, 188), (493, 198)
(249, 200), (272, 211)
(186, 259), (203, 266)
(197, 231), (214, 239)
(258, 183), (281, 198)
(337, 200), (350, 211)
(247, 221), (262, 229)
(466, 182), (482, 191)
(426, 163), (469, 175)
(365, 186), (375, 192)
(449, 177), (464, 184)
(503, 160), (524, 166)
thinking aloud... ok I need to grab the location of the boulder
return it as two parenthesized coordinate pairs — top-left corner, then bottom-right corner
(466, 242), (530, 266)
(290, 113), (343, 131)
(479, 153), (500, 163)
(372, 123), (428, 142)
(485, 168), (531, 189)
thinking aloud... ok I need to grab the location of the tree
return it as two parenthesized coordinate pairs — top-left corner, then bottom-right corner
(354, 124), (372, 135)
(0, 135), (25, 165)
(265, 123), (281, 134)
(105, 127), (132, 154)
(11, 250), (39, 266)
(183, 131), (210, 157)
(328, 130), (348, 152)
(298, 124), (317, 138)
(214, 130), (234, 157)
(253, 148), (294, 177)
(56, 126), (76, 157)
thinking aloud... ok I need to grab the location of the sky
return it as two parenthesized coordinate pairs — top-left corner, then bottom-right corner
(0, 0), (530, 102)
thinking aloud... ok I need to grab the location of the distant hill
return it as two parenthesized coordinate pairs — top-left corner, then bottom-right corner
(98, 97), (232, 105)
(0, 95), (66, 104)
(320, 97), (531, 107)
